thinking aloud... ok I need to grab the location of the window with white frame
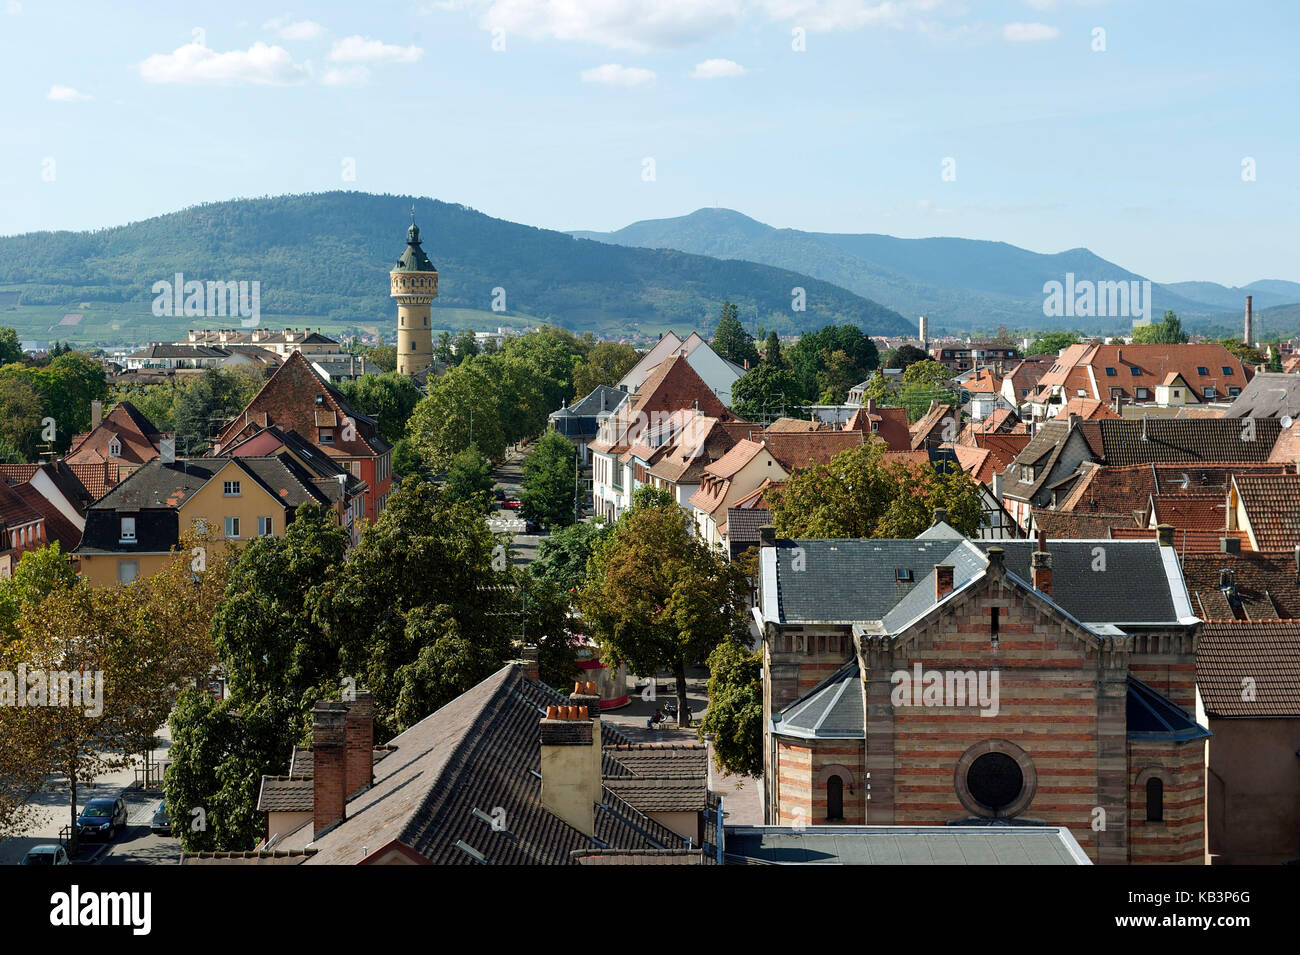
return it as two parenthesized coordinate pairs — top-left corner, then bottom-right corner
(120, 516), (136, 542)
(257, 516), (273, 536)
(225, 516), (241, 538)
(108, 437), (121, 457)
(223, 480), (241, 496)
(118, 559), (139, 585)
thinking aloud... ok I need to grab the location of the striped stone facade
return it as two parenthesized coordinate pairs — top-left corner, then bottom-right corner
(764, 563), (1206, 864)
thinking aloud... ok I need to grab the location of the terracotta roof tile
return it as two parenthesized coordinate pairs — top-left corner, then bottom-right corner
(1233, 473), (1300, 550)
(1197, 620), (1300, 716)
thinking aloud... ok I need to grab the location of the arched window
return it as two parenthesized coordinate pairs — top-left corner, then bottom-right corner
(1146, 778), (1164, 822)
(826, 775), (844, 821)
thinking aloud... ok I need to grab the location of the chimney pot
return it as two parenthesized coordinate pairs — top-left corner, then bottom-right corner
(1030, 548), (1053, 594)
(932, 507), (948, 527)
(759, 524), (776, 546)
(1156, 523), (1175, 546)
(546, 705), (558, 719)
(585, 681), (596, 694)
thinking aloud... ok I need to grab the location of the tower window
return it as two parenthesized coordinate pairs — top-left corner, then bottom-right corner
(1146, 778), (1164, 822)
(826, 776), (844, 821)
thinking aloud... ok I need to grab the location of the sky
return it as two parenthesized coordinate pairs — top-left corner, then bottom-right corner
(1, 0), (1296, 286)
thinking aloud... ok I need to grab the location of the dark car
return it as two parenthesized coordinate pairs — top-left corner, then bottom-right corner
(150, 800), (170, 835)
(524, 519), (542, 534)
(77, 795), (127, 841)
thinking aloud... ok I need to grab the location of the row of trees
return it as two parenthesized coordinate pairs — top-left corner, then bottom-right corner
(166, 482), (578, 852)
(0, 338), (109, 460)
(0, 539), (233, 851)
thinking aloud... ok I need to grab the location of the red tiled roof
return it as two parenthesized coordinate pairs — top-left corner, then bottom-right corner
(212, 352), (389, 459)
(12, 483), (80, 551)
(67, 461), (122, 502)
(65, 401), (165, 466)
(1037, 343), (1248, 403)
(1060, 397), (1121, 420)
(1150, 492), (1227, 532)
(761, 430), (864, 470)
(0, 480), (43, 528)
(1183, 550), (1300, 620)
(910, 403), (957, 450)
(1234, 473), (1300, 550)
(1197, 620), (1300, 716)
(765, 417), (824, 432)
(844, 405), (911, 451)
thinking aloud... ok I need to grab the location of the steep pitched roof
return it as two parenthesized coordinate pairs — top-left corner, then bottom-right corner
(910, 402), (957, 450)
(12, 483), (80, 551)
(65, 401), (166, 466)
(212, 352), (389, 459)
(1233, 473), (1300, 550)
(1060, 397), (1121, 420)
(1223, 371), (1300, 418)
(1037, 343), (1248, 403)
(1197, 620), (1300, 716)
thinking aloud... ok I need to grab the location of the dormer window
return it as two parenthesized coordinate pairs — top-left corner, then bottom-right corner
(108, 437), (121, 457)
(119, 516), (136, 542)
(319, 429), (334, 445)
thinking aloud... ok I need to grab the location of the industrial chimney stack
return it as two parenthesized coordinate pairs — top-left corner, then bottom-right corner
(1244, 295), (1253, 346)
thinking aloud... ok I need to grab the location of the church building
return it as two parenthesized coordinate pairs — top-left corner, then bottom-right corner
(756, 520), (1208, 864)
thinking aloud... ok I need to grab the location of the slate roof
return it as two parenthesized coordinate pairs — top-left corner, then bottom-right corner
(298, 666), (691, 865)
(87, 459), (221, 513)
(393, 223), (436, 272)
(1223, 372), (1300, 419)
(1124, 677), (1211, 741)
(128, 343), (228, 360)
(774, 663), (863, 739)
(1197, 620), (1300, 716)
(568, 385), (627, 417)
(727, 507), (772, 546)
(724, 825), (1091, 865)
(760, 537), (1185, 627)
(1233, 473), (1300, 549)
(602, 744), (708, 778)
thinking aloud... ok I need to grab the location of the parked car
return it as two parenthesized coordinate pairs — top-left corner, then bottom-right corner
(524, 519), (542, 534)
(150, 800), (170, 835)
(20, 844), (70, 865)
(502, 498), (522, 510)
(76, 795), (128, 841)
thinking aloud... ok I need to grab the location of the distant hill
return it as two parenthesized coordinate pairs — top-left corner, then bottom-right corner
(0, 192), (911, 343)
(572, 208), (1299, 335)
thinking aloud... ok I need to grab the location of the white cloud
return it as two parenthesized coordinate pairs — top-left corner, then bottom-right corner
(322, 65), (370, 87)
(691, 58), (745, 79)
(4, 1), (21, 14)
(1022, 0), (1057, 9)
(47, 85), (92, 102)
(1002, 22), (1060, 42)
(139, 41), (311, 85)
(329, 35), (423, 63)
(580, 63), (656, 86)
(473, 0), (944, 50)
(280, 20), (325, 40)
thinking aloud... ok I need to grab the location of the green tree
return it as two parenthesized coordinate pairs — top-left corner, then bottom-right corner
(763, 331), (783, 367)
(336, 372), (421, 446)
(533, 521), (613, 595)
(787, 325), (879, 403)
(1026, 331), (1079, 356)
(711, 300), (760, 367)
(407, 358), (506, 470)
(576, 496), (751, 727)
(443, 445), (495, 511)
(0, 375), (44, 458)
(451, 330), (480, 366)
(1132, 311), (1188, 345)
(521, 430), (577, 528)
(0, 327), (22, 366)
(901, 359), (953, 389)
(311, 479), (513, 736)
(173, 368), (262, 453)
(697, 640), (763, 778)
(1217, 338), (1264, 365)
(770, 442), (985, 538)
(572, 341), (640, 398)
(730, 364), (804, 421)
(883, 344), (929, 371)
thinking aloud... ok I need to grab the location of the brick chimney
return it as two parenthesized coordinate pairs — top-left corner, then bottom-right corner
(344, 691), (374, 800)
(312, 701), (349, 837)
(1031, 530), (1052, 594)
(539, 703), (599, 837)
(932, 507), (948, 528)
(935, 564), (955, 600)
(90, 399), (103, 431)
